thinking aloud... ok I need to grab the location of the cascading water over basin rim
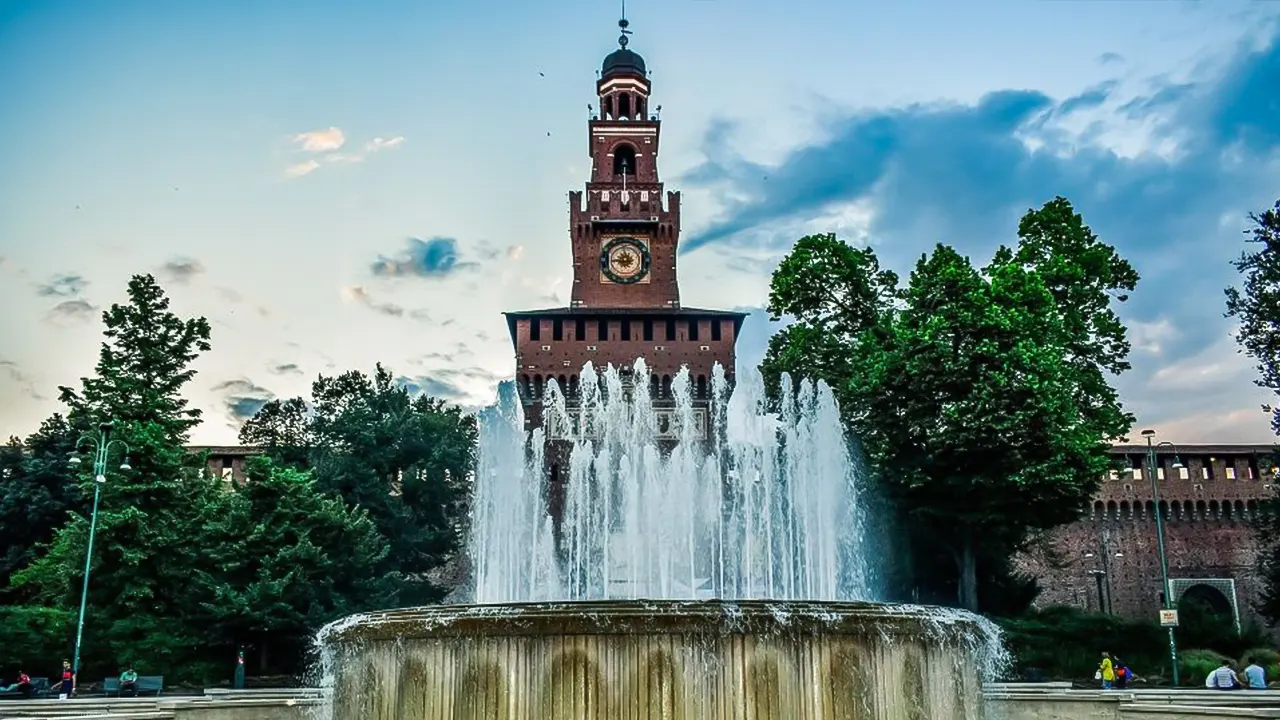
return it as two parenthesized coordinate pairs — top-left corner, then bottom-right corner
(321, 599), (991, 644)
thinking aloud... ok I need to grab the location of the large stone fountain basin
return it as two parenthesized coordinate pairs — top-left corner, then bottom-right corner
(323, 600), (991, 720)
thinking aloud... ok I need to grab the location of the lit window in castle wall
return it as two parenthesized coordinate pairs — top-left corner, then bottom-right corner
(1157, 467), (1165, 481)
(1132, 468), (1143, 480)
(1226, 466), (1236, 480)
(1178, 466), (1190, 480)
(1108, 470), (1119, 481)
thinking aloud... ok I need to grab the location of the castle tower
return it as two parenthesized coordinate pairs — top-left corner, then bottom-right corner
(503, 17), (746, 517)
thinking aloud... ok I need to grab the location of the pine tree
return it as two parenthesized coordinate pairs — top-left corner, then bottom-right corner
(13, 274), (220, 677)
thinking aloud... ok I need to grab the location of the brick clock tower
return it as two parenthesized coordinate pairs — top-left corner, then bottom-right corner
(504, 18), (746, 513)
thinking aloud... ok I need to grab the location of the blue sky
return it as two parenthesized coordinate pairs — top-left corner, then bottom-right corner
(1, 0), (1278, 445)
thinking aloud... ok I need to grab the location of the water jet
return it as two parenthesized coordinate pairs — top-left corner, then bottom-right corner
(319, 362), (1004, 719)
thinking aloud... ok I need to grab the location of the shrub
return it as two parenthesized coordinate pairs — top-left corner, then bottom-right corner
(1180, 649), (1231, 686)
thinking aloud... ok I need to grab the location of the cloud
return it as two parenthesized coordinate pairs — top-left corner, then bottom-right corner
(37, 274), (88, 297)
(284, 160), (321, 179)
(365, 136), (405, 152)
(680, 27), (1280, 442)
(293, 127), (345, 152)
(340, 284), (402, 316)
(1098, 52), (1125, 65)
(0, 359), (44, 401)
(212, 379), (275, 421)
(282, 129), (404, 179)
(395, 366), (502, 408)
(270, 363), (303, 375)
(159, 257), (204, 284)
(45, 299), (98, 326)
(370, 236), (477, 278)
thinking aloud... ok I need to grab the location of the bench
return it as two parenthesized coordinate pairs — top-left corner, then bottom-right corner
(105, 675), (164, 696)
(0, 676), (50, 699)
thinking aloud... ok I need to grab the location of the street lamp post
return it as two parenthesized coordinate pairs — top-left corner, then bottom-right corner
(67, 422), (130, 688)
(1142, 429), (1181, 686)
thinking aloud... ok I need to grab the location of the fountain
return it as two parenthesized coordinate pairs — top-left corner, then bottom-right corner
(318, 360), (1005, 719)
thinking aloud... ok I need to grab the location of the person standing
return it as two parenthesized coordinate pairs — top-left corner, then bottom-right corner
(58, 660), (73, 699)
(1099, 652), (1116, 689)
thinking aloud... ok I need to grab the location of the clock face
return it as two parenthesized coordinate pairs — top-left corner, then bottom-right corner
(600, 236), (651, 284)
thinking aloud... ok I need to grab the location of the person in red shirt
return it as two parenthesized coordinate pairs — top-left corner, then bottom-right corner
(59, 660), (73, 698)
(1, 670), (31, 693)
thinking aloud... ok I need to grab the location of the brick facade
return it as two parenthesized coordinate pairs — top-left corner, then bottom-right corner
(1015, 444), (1277, 630)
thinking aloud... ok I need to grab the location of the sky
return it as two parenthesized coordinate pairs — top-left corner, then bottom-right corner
(1, 0), (1279, 446)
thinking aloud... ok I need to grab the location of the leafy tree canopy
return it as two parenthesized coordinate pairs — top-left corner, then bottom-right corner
(241, 364), (478, 603)
(764, 197), (1136, 611)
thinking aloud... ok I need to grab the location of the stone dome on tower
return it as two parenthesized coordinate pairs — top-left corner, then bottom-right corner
(602, 47), (645, 76)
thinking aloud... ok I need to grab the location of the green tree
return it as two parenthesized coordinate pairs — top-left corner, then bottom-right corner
(0, 415), (82, 596)
(13, 274), (222, 679)
(241, 365), (477, 604)
(1225, 199), (1280, 433)
(1226, 198), (1280, 625)
(192, 457), (394, 674)
(764, 198), (1135, 612)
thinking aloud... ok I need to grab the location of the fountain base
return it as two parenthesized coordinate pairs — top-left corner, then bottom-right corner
(322, 600), (992, 719)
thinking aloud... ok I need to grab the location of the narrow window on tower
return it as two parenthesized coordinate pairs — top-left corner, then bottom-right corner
(619, 93), (632, 119)
(553, 319), (563, 341)
(689, 320), (699, 342)
(575, 319), (586, 341)
(666, 319), (676, 341)
(530, 319), (540, 341)
(598, 319), (609, 342)
(711, 320), (722, 341)
(643, 319), (653, 342)
(603, 95), (613, 120)
(621, 321), (631, 341)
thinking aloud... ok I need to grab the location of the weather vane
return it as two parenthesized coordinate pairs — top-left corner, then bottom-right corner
(618, 0), (632, 48)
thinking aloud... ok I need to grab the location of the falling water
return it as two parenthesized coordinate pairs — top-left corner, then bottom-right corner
(468, 359), (874, 604)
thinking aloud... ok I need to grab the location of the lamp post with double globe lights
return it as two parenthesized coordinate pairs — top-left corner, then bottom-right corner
(67, 422), (130, 686)
(1142, 428), (1182, 686)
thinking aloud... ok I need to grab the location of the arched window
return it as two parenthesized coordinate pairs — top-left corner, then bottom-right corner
(618, 92), (632, 119)
(1145, 501), (1155, 518)
(1209, 500), (1220, 519)
(1093, 501), (1105, 517)
(1120, 501), (1131, 518)
(650, 374), (659, 399)
(520, 374), (530, 398)
(603, 96), (613, 119)
(613, 144), (637, 177)
(1196, 500), (1207, 520)
(697, 375), (707, 399)
(534, 375), (543, 399)
(558, 375), (568, 393)
(1107, 501), (1118, 520)
(569, 375), (579, 397)
(662, 375), (672, 398)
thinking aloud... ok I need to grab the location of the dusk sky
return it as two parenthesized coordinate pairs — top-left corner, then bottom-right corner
(1, 0), (1278, 445)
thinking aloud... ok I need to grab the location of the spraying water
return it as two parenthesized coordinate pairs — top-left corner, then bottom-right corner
(468, 358), (874, 604)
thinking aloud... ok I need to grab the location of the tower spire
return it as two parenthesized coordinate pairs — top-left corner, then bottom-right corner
(618, 0), (631, 48)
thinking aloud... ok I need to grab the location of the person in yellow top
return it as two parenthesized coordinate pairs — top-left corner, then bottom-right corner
(1099, 652), (1116, 689)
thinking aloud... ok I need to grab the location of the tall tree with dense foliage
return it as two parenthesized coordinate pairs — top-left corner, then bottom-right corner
(1225, 198), (1280, 625)
(241, 365), (478, 604)
(192, 457), (395, 673)
(0, 415), (81, 596)
(764, 198), (1136, 611)
(13, 274), (222, 676)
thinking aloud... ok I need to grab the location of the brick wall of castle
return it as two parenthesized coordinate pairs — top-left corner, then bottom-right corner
(1015, 444), (1276, 628)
